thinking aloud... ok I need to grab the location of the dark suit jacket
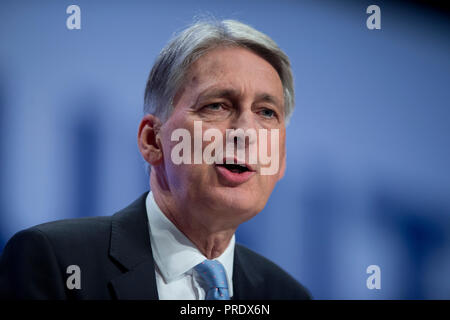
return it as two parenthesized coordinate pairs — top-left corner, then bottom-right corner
(0, 192), (311, 300)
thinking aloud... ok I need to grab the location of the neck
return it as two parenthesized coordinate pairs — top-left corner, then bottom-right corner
(150, 171), (236, 260)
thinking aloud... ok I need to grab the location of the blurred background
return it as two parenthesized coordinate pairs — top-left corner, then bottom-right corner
(0, 0), (449, 299)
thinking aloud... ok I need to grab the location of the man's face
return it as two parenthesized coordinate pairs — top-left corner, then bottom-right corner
(157, 46), (286, 228)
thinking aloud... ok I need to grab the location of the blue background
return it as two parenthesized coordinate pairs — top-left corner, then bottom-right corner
(0, 0), (449, 299)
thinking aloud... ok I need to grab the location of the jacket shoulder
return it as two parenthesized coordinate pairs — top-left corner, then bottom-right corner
(235, 243), (312, 300)
(0, 193), (149, 299)
(30, 215), (112, 243)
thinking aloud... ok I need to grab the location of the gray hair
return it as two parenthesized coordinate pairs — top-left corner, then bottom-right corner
(143, 19), (295, 123)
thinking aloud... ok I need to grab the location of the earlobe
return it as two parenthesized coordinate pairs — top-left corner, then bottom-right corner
(138, 114), (164, 166)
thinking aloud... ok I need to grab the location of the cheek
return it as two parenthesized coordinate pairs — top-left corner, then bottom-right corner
(243, 176), (277, 213)
(258, 174), (278, 193)
(160, 137), (212, 188)
(159, 117), (194, 162)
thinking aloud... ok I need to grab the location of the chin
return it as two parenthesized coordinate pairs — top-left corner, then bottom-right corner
(207, 187), (265, 217)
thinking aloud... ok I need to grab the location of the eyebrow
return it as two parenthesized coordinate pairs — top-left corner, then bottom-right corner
(195, 88), (239, 105)
(194, 87), (284, 111)
(255, 93), (283, 112)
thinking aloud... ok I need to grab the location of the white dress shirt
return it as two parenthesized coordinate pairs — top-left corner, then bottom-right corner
(146, 191), (235, 300)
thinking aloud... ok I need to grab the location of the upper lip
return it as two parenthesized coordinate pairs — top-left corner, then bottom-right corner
(215, 157), (256, 172)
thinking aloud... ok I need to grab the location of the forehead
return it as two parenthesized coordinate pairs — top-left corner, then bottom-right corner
(179, 46), (284, 105)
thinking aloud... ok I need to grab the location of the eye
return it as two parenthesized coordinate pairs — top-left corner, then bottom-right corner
(203, 103), (224, 111)
(259, 108), (276, 119)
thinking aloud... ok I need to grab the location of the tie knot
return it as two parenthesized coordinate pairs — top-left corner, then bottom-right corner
(194, 259), (228, 289)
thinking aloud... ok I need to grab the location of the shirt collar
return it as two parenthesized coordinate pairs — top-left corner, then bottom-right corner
(146, 191), (235, 294)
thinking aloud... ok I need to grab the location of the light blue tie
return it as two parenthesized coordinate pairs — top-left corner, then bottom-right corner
(194, 259), (230, 300)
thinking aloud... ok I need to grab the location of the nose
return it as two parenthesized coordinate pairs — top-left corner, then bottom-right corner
(224, 109), (260, 166)
(229, 109), (258, 146)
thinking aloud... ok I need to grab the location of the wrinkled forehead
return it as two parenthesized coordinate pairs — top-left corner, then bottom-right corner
(174, 46), (284, 109)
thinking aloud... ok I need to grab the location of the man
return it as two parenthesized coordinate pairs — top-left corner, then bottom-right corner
(0, 19), (311, 300)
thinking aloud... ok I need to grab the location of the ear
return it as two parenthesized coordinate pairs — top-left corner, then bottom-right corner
(138, 114), (163, 166)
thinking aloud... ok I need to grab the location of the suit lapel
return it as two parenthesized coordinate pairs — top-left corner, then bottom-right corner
(109, 259), (158, 299)
(106, 192), (264, 300)
(232, 244), (264, 300)
(108, 192), (159, 300)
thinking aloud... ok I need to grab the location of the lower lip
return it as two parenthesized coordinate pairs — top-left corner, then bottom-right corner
(215, 165), (255, 186)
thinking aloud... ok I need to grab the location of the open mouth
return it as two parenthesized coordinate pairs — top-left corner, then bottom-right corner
(215, 163), (250, 174)
(214, 161), (255, 185)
